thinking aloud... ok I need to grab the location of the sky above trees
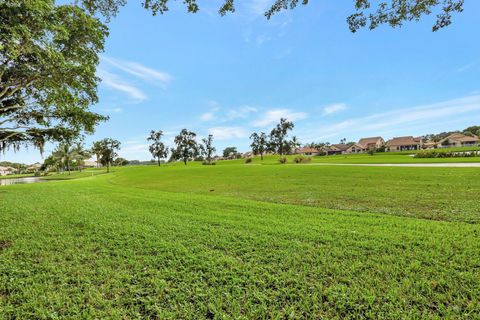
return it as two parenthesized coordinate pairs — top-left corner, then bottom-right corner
(4, 0), (480, 163)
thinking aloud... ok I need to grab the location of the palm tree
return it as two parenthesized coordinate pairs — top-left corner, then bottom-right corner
(72, 143), (91, 172)
(91, 141), (103, 168)
(289, 136), (301, 154)
(52, 143), (78, 175)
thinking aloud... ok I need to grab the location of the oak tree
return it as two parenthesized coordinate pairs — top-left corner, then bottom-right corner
(147, 130), (169, 166)
(77, 0), (465, 32)
(0, 1), (108, 154)
(250, 132), (268, 160)
(172, 129), (198, 165)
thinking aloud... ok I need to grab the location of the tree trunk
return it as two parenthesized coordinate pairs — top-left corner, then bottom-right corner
(158, 158), (161, 166)
(107, 162), (110, 173)
(261, 153), (264, 160)
(67, 161), (71, 175)
(184, 158), (187, 165)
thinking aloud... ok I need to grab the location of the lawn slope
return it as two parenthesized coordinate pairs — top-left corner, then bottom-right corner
(112, 165), (480, 223)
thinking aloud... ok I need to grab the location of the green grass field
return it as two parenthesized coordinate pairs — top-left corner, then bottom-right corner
(1, 159), (480, 318)
(235, 153), (480, 164)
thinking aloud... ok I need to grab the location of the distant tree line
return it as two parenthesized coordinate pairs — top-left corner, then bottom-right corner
(145, 118), (301, 166)
(42, 137), (123, 174)
(423, 126), (480, 143)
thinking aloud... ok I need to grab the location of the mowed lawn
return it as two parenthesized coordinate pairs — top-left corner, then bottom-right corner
(112, 163), (480, 223)
(1, 164), (480, 318)
(241, 153), (480, 164)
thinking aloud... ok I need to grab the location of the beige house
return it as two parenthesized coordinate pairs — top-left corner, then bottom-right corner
(295, 147), (321, 156)
(328, 144), (350, 155)
(438, 133), (479, 148)
(423, 140), (437, 149)
(386, 136), (422, 151)
(359, 137), (384, 150)
(0, 166), (16, 176)
(345, 137), (384, 154)
(346, 143), (366, 154)
(26, 162), (42, 173)
(83, 160), (100, 168)
(242, 151), (254, 158)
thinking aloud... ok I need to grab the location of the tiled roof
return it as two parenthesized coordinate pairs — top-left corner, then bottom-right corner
(358, 137), (383, 147)
(330, 144), (350, 151)
(386, 136), (421, 146)
(442, 133), (479, 143)
(296, 147), (319, 153)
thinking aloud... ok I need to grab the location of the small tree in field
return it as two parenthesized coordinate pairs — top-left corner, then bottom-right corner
(51, 142), (77, 175)
(200, 134), (216, 164)
(250, 132), (268, 160)
(172, 129), (198, 165)
(269, 118), (294, 156)
(289, 136), (301, 154)
(222, 146), (237, 159)
(72, 142), (91, 172)
(99, 138), (121, 173)
(147, 130), (168, 166)
(91, 141), (103, 168)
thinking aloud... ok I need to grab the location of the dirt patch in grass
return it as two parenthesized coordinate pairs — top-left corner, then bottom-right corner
(0, 239), (12, 251)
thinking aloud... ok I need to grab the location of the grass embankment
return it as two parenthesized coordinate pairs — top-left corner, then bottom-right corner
(0, 173), (34, 180)
(114, 165), (480, 223)
(1, 165), (480, 318)
(233, 153), (480, 164)
(40, 169), (107, 180)
(0, 169), (106, 180)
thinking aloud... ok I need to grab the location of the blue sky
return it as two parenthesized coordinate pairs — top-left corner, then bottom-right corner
(4, 0), (480, 163)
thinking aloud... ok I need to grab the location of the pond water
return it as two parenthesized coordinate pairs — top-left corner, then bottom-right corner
(0, 177), (47, 186)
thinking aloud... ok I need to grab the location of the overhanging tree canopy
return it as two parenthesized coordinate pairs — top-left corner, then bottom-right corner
(0, 0), (108, 154)
(76, 0), (465, 32)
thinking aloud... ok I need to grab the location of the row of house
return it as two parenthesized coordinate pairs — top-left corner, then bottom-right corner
(295, 133), (480, 155)
(0, 162), (43, 176)
(0, 166), (16, 176)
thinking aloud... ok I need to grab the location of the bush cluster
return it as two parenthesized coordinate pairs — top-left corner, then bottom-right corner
(293, 155), (312, 163)
(278, 157), (288, 164)
(244, 158), (252, 164)
(414, 150), (479, 158)
(202, 161), (216, 165)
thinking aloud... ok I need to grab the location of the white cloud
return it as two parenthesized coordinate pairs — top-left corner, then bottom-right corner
(256, 34), (271, 45)
(248, 0), (272, 16)
(209, 127), (248, 140)
(201, 105), (258, 122)
(456, 62), (476, 72)
(122, 143), (149, 153)
(300, 95), (480, 141)
(97, 69), (147, 102)
(119, 139), (156, 160)
(252, 109), (308, 127)
(103, 107), (123, 113)
(323, 103), (347, 115)
(102, 56), (172, 87)
(200, 112), (215, 121)
(226, 106), (258, 120)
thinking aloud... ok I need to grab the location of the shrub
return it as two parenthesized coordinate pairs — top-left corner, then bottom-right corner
(278, 157), (287, 164)
(414, 150), (479, 158)
(367, 150), (375, 156)
(244, 158), (252, 164)
(202, 161), (216, 165)
(293, 155), (312, 164)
